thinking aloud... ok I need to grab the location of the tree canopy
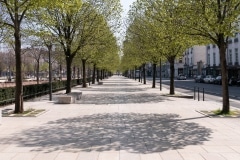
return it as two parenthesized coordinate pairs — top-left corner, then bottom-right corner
(0, 0), (121, 113)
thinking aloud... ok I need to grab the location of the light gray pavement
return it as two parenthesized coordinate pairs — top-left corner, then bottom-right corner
(1, 75), (240, 160)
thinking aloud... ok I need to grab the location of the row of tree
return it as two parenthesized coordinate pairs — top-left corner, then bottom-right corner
(0, 0), (122, 113)
(121, 0), (240, 114)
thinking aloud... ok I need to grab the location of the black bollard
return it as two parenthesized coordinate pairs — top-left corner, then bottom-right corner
(203, 88), (205, 101)
(194, 87), (196, 100)
(198, 87), (200, 101)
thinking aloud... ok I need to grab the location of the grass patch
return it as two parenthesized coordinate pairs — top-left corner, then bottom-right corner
(199, 109), (240, 118)
(3, 108), (46, 117)
(22, 108), (35, 114)
(213, 109), (238, 116)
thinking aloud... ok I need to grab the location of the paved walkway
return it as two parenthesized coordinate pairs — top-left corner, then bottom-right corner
(1, 76), (240, 160)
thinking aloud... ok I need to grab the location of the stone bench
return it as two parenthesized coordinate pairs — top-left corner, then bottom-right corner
(67, 92), (82, 103)
(56, 96), (72, 104)
(55, 91), (82, 104)
(98, 82), (103, 85)
(0, 109), (2, 124)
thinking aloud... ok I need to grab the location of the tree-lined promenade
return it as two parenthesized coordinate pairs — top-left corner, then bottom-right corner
(0, 0), (122, 113)
(1, 0), (240, 115)
(121, 0), (240, 114)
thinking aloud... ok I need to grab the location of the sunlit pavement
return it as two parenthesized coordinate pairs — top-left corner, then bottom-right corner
(1, 75), (240, 160)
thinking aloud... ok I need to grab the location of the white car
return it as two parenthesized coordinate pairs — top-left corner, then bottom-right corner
(203, 75), (215, 83)
(177, 74), (187, 80)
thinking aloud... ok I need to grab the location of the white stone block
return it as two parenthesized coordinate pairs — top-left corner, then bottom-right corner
(98, 82), (103, 85)
(56, 96), (72, 104)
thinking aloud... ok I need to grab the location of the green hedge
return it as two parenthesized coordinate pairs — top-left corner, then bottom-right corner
(0, 78), (91, 106)
(0, 87), (15, 105)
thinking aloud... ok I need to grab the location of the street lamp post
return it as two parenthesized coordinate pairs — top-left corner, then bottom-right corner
(43, 33), (55, 101)
(160, 59), (162, 91)
(7, 68), (10, 82)
(48, 44), (52, 101)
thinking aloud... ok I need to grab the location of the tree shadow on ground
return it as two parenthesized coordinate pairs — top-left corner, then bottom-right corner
(80, 88), (147, 93)
(77, 93), (168, 104)
(1, 113), (211, 153)
(99, 83), (142, 87)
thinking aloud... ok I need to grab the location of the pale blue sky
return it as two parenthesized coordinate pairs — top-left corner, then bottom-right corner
(118, 0), (136, 45)
(120, 0), (135, 16)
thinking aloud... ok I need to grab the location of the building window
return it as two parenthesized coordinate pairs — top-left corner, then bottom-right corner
(235, 48), (239, 63)
(207, 53), (210, 65)
(213, 53), (216, 65)
(179, 57), (182, 63)
(234, 38), (238, 43)
(229, 49), (232, 63)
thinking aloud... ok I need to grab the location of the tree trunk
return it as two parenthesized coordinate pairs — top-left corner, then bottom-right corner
(152, 63), (156, 88)
(77, 67), (80, 79)
(218, 36), (230, 114)
(66, 55), (73, 93)
(48, 46), (52, 101)
(134, 67), (137, 80)
(59, 64), (62, 80)
(92, 64), (96, 84)
(102, 69), (105, 79)
(36, 60), (40, 85)
(97, 69), (100, 82)
(169, 58), (175, 95)
(139, 66), (141, 82)
(160, 59), (162, 91)
(143, 63), (146, 84)
(100, 70), (103, 80)
(14, 26), (23, 113)
(82, 59), (87, 88)
(73, 66), (76, 79)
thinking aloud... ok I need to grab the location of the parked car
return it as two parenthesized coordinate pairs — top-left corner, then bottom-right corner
(177, 74), (187, 80)
(213, 76), (239, 86)
(213, 76), (222, 85)
(237, 79), (240, 86)
(228, 76), (238, 86)
(203, 75), (215, 83)
(195, 75), (205, 83)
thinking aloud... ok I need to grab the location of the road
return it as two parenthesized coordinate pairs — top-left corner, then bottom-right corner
(146, 77), (240, 109)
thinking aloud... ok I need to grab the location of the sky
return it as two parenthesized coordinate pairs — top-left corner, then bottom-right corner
(120, 0), (135, 16)
(119, 0), (136, 38)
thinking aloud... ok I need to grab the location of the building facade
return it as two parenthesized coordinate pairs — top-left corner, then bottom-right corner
(182, 46), (207, 78)
(147, 36), (240, 79)
(206, 33), (240, 78)
(146, 46), (207, 78)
